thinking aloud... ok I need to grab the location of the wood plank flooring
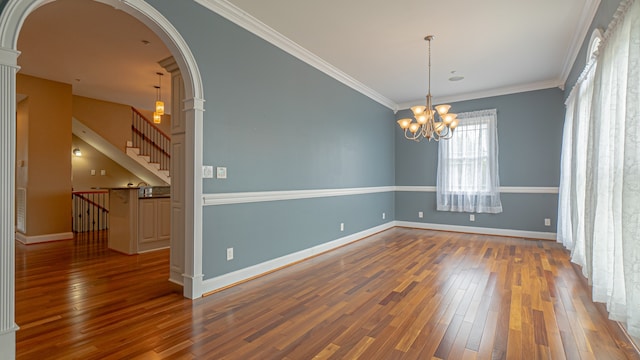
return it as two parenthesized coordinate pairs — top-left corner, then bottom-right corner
(15, 228), (640, 359)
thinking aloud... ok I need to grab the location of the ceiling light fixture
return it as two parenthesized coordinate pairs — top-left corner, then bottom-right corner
(397, 35), (458, 141)
(72, 148), (82, 157)
(449, 71), (464, 82)
(153, 72), (164, 124)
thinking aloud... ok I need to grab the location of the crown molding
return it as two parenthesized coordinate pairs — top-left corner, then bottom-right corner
(193, 0), (397, 110)
(558, 0), (602, 87)
(396, 79), (563, 110)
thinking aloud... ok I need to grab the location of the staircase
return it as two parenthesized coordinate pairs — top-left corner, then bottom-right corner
(126, 108), (171, 184)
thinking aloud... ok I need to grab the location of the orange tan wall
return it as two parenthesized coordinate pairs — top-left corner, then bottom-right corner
(72, 95), (171, 151)
(72, 135), (144, 191)
(16, 98), (28, 191)
(16, 74), (72, 237)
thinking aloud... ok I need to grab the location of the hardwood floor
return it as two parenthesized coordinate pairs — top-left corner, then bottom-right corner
(15, 228), (640, 359)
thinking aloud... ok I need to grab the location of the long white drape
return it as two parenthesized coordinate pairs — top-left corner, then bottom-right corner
(557, 0), (640, 337)
(437, 109), (502, 213)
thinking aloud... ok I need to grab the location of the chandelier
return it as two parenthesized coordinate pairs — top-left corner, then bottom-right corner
(397, 35), (458, 141)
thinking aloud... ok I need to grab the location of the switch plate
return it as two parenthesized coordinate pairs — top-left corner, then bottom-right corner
(226, 247), (233, 261)
(216, 167), (227, 179)
(470, 214), (475, 222)
(340, 223), (344, 232)
(418, 211), (423, 218)
(90, 169), (96, 176)
(100, 169), (106, 176)
(544, 218), (551, 226)
(382, 212), (386, 220)
(202, 165), (214, 178)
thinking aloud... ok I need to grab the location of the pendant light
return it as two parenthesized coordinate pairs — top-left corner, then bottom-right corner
(155, 72), (164, 116)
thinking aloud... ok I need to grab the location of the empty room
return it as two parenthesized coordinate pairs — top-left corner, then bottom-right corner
(0, 0), (639, 358)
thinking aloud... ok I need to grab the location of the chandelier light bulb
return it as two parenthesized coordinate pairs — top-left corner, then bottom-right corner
(397, 118), (412, 129)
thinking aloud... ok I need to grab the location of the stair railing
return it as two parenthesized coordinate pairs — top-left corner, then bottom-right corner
(72, 190), (109, 233)
(131, 107), (171, 172)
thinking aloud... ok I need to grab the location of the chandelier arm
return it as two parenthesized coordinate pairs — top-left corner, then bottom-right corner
(404, 129), (417, 141)
(439, 127), (454, 140)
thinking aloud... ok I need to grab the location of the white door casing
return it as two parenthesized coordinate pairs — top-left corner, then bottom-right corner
(0, 0), (205, 357)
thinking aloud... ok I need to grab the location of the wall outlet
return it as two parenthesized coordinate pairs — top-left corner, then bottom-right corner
(544, 218), (551, 227)
(418, 211), (423, 218)
(90, 169), (96, 176)
(100, 169), (106, 176)
(226, 247), (233, 261)
(382, 212), (386, 220)
(340, 223), (344, 232)
(470, 214), (475, 222)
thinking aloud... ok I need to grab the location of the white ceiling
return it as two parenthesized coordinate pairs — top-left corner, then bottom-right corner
(16, 0), (599, 112)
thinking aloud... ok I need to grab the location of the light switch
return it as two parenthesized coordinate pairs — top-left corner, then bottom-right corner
(100, 170), (106, 176)
(202, 165), (214, 179)
(90, 169), (96, 176)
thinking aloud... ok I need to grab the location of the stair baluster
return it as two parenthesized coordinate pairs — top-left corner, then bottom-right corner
(131, 107), (171, 176)
(72, 190), (109, 233)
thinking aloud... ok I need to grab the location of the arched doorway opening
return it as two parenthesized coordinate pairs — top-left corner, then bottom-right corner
(0, 0), (205, 355)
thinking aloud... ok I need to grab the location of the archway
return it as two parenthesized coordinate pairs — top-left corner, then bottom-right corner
(0, 0), (205, 356)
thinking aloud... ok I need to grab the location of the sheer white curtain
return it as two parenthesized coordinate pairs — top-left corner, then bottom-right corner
(557, 0), (640, 337)
(437, 109), (502, 213)
(558, 59), (596, 269)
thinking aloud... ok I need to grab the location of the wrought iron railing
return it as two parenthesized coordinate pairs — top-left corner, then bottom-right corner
(131, 107), (171, 172)
(72, 190), (109, 233)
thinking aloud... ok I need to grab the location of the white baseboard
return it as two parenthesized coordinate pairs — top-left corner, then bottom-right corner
(15, 231), (74, 244)
(137, 246), (170, 254)
(201, 221), (556, 295)
(168, 277), (184, 287)
(201, 222), (395, 295)
(395, 221), (557, 240)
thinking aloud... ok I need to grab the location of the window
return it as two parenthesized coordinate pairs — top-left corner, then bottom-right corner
(436, 109), (502, 213)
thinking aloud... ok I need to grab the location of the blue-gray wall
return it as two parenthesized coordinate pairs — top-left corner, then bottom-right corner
(147, 0), (396, 280)
(395, 88), (565, 232)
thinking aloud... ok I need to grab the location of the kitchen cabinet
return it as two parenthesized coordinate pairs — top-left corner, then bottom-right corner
(138, 197), (170, 252)
(108, 187), (170, 254)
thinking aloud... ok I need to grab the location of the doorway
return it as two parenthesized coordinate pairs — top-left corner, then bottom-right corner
(0, 0), (204, 355)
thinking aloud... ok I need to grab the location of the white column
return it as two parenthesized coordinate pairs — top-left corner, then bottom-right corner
(182, 96), (204, 299)
(0, 46), (20, 360)
(160, 57), (205, 299)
